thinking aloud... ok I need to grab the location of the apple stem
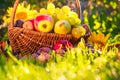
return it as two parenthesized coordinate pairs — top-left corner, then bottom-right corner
(43, 24), (47, 28)
(59, 22), (64, 27)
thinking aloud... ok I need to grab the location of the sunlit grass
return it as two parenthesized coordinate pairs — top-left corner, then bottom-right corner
(0, 42), (120, 80)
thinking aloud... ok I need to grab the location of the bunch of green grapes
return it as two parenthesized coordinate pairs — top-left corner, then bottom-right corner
(39, 2), (81, 26)
(39, 3), (55, 15)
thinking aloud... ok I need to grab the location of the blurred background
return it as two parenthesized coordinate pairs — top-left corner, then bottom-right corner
(0, 0), (120, 41)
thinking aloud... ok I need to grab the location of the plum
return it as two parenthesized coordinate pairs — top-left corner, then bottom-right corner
(35, 47), (52, 63)
(14, 19), (24, 28)
(36, 47), (52, 55)
(36, 52), (51, 63)
(82, 24), (91, 36)
(82, 24), (91, 43)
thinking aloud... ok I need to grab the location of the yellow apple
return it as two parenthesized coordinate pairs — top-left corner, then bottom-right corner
(54, 20), (71, 34)
(34, 14), (54, 32)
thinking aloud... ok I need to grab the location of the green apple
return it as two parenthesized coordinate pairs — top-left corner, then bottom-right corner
(34, 14), (54, 32)
(54, 20), (71, 34)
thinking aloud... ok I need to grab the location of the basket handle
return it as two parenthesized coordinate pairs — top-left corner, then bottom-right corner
(75, 0), (81, 20)
(10, 0), (81, 28)
(10, 0), (19, 28)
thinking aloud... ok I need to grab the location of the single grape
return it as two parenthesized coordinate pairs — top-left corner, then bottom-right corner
(40, 8), (47, 14)
(47, 3), (55, 14)
(55, 8), (61, 13)
(61, 6), (71, 14)
(54, 8), (60, 19)
(47, 3), (55, 10)
(68, 11), (78, 18)
(57, 12), (67, 20)
(75, 18), (81, 24)
(66, 17), (75, 25)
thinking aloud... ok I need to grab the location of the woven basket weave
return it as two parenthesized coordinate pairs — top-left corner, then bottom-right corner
(8, 0), (82, 55)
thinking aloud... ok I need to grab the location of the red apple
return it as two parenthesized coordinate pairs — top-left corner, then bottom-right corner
(34, 14), (54, 32)
(53, 40), (73, 51)
(60, 40), (73, 50)
(23, 19), (35, 30)
(53, 40), (73, 56)
(55, 49), (65, 56)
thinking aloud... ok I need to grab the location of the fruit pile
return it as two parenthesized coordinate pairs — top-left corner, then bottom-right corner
(30, 39), (74, 63)
(12, 2), (93, 63)
(14, 2), (89, 39)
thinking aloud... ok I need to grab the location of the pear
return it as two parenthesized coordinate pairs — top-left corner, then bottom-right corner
(72, 25), (86, 39)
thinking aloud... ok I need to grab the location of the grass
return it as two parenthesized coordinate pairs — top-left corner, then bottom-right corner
(0, 43), (120, 80)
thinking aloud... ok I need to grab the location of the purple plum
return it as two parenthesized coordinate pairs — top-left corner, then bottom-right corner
(14, 19), (24, 28)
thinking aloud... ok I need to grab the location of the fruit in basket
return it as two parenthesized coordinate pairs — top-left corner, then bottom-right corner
(55, 49), (65, 56)
(35, 47), (52, 63)
(54, 20), (71, 34)
(36, 52), (51, 63)
(23, 19), (35, 30)
(53, 40), (73, 56)
(14, 19), (24, 28)
(72, 25), (86, 39)
(82, 24), (91, 38)
(34, 14), (54, 32)
(36, 47), (52, 55)
(53, 40), (73, 51)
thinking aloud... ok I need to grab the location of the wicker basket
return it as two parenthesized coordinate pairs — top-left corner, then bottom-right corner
(8, 0), (82, 55)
